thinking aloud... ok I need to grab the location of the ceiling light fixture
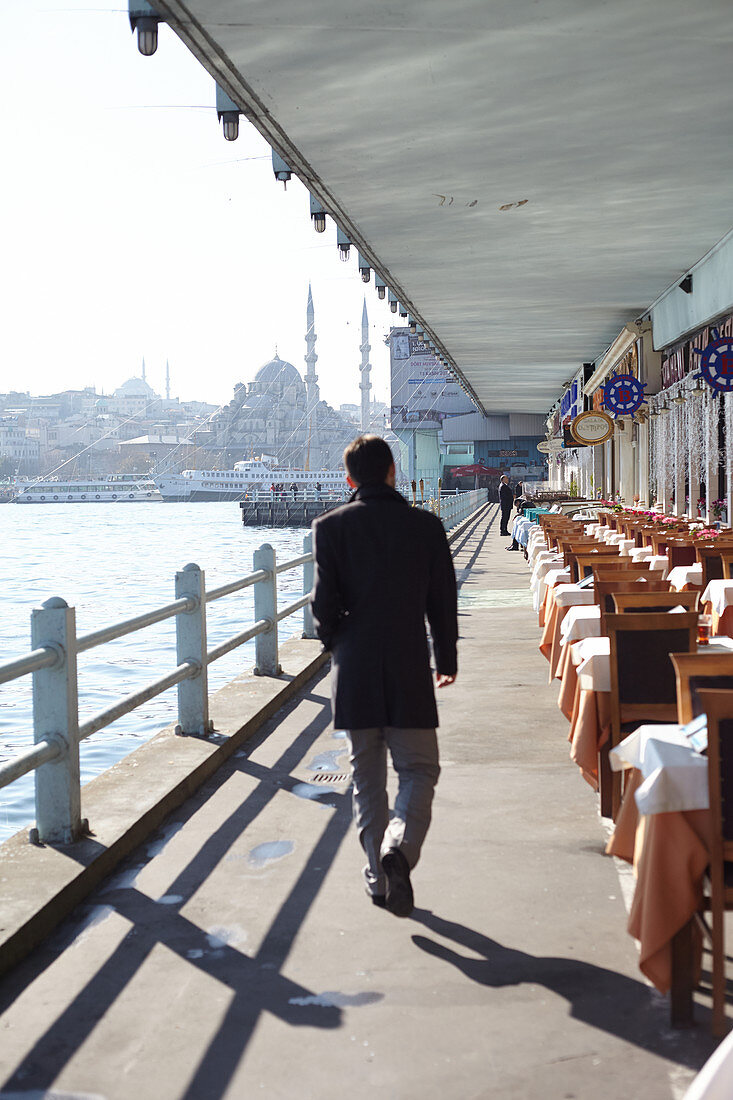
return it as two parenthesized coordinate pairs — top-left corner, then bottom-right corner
(128, 0), (162, 55)
(309, 194), (326, 233)
(271, 151), (292, 188)
(215, 84), (240, 141)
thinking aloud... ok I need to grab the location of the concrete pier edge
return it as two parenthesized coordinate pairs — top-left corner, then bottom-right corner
(0, 637), (328, 978)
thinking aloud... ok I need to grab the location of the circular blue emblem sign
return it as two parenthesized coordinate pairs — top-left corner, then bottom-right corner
(602, 374), (646, 419)
(694, 328), (733, 395)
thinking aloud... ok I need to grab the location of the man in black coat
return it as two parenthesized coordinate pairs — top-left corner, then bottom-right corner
(311, 435), (457, 917)
(499, 474), (513, 536)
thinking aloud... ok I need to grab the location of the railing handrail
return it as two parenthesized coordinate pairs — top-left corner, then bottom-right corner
(0, 491), (489, 844)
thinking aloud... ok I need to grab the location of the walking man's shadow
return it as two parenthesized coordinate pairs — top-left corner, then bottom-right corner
(411, 909), (715, 1065)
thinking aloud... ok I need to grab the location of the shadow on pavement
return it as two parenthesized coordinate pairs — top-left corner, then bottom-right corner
(0, 670), (354, 1100)
(410, 908), (718, 1070)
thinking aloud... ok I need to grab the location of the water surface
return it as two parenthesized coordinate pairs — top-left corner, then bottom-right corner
(0, 502), (310, 841)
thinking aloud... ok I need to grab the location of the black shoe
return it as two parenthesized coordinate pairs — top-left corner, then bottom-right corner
(381, 848), (414, 917)
(371, 893), (387, 909)
(506, 546), (520, 551)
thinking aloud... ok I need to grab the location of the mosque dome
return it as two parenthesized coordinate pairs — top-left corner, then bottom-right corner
(254, 356), (302, 387)
(114, 376), (158, 399)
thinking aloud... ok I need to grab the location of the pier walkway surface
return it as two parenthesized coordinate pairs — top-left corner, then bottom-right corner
(0, 506), (719, 1099)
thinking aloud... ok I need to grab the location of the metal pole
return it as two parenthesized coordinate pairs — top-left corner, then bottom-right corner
(254, 544), (281, 675)
(302, 531), (317, 639)
(175, 563), (211, 735)
(30, 597), (82, 844)
(437, 478), (442, 518)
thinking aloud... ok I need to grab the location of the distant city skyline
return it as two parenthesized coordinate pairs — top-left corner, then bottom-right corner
(1, 4), (394, 411)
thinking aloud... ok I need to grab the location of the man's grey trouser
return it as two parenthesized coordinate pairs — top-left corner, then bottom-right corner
(346, 727), (440, 896)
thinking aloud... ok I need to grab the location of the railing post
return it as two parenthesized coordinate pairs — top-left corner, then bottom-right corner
(253, 543), (281, 675)
(175, 563), (211, 735)
(302, 531), (317, 639)
(30, 597), (82, 844)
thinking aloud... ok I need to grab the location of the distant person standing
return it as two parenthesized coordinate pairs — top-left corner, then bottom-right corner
(499, 474), (513, 536)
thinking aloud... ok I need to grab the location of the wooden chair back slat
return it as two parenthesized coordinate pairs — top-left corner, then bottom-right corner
(694, 688), (733, 1035)
(606, 612), (698, 818)
(670, 652), (733, 724)
(611, 590), (698, 614)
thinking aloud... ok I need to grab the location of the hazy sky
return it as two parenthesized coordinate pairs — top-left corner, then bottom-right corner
(0, 2), (395, 410)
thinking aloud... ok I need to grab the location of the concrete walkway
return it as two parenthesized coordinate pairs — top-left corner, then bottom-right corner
(0, 506), (718, 1099)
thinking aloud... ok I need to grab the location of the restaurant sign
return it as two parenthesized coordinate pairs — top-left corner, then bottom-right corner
(569, 411), (614, 446)
(693, 327), (733, 396)
(537, 438), (564, 454)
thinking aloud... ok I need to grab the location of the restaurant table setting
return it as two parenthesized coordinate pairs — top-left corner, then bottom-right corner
(606, 722), (713, 995)
(540, 583), (596, 675)
(667, 563), (704, 591)
(701, 580), (733, 638)
(534, 564), (571, 619)
(528, 508), (733, 1018)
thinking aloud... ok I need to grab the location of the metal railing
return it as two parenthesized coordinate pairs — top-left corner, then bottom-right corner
(0, 534), (317, 846)
(436, 489), (488, 529)
(0, 488), (488, 847)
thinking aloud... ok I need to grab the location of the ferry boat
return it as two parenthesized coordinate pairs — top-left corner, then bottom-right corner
(13, 477), (162, 504)
(155, 459), (347, 502)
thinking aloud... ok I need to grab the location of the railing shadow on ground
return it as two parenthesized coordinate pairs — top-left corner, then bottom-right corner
(0, 670), (356, 1100)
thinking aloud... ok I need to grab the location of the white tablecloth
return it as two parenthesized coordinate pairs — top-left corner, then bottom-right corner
(560, 604), (601, 644)
(618, 538), (635, 557)
(575, 636), (611, 692)
(532, 562), (570, 612)
(648, 555), (669, 577)
(594, 526), (611, 540)
(610, 723), (708, 815)
(668, 563), (703, 590)
(701, 580), (733, 615)
(554, 584), (596, 608)
(630, 546), (653, 562)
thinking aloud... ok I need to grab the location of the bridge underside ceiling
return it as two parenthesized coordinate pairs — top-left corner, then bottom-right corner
(154, 0), (733, 413)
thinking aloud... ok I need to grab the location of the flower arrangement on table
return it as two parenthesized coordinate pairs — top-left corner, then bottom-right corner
(695, 528), (720, 540)
(712, 498), (727, 520)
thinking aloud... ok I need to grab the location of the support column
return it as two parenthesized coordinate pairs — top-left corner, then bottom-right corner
(618, 421), (634, 503)
(638, 420), (649, 506)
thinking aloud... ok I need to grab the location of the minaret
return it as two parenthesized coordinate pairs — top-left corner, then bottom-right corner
(359, 299), (372, 432)
(165, 360), (171, 401)
(304, 284), (320, 468)
(141, 357), (147, 384)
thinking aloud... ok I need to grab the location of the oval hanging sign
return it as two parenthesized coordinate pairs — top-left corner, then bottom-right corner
(570, 411), (614, 446)
(537, 438), (564, 454)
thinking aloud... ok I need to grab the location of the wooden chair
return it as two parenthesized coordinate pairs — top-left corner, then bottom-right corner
(695, 688), (733, 1035)
(666, 539), (698, 569)
(611, 590), (698, 614)
(698, 545), (727, 588)
(721, 551), (733, 580)
(605, 612), (698, 817)
(670, 651), (733, 724)
(596, 577), (670, 633)
(569, 549), (620, 583)
(592, 564), (654, 585)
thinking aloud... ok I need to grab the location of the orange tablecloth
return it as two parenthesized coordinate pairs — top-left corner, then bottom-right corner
(555, 641), (611, 789)
(607, 776), (712, 994)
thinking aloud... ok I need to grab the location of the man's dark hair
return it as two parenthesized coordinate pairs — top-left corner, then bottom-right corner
(344, 434), (394, 485)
